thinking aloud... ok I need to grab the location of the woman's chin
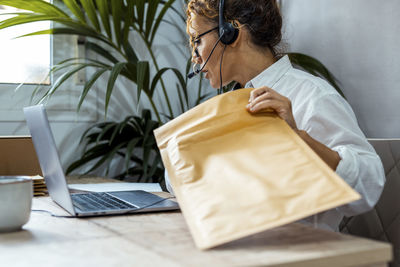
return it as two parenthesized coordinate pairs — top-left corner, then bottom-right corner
(208, 79), (220, 89)
(209, 80), (232, 90)
(207, 81), (216, 89)
(207, 74), (228, 89)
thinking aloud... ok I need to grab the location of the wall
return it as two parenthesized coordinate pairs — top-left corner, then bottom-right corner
(281, 0), (400, 138)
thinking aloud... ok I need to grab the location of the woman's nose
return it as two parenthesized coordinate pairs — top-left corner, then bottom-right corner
(191, 48), (202, 64)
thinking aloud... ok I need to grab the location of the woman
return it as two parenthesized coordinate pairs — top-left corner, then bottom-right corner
(166, 0), (385, 231)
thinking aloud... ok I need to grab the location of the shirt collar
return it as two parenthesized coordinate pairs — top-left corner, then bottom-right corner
(244, 55), (292, 89)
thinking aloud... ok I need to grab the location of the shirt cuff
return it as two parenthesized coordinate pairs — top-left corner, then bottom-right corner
(333, 145), (360, 187)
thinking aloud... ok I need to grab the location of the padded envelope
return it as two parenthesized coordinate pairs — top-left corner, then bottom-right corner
(154, 88), (360, 249)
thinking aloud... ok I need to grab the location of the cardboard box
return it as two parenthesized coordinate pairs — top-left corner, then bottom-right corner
(0, 136), (42, 176)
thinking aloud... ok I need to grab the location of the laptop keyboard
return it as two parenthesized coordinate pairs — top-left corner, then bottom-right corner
(71, 192), (137, 212)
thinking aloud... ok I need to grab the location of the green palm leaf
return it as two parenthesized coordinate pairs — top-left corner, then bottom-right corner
(125, 137), (141, 171)
(85, 41), (119, 63)
(63, 0), (86, 23)
(66, 143), (110, 174)
(0, 0), (68, 16)
(122, 42), (139, 65)
(17, 28), (109, 43)
(77, 68), (108, 112)
(150, 0), (175, 44)
(104, 142), (127, 175)
(148, 153), (162, 182)
(149, 67), (188, 112)
(149, 67), (170, 97)
(144, 0), (159, 40)
(80, 0), (100, 31)
(111, 0), (123, 47)
(95, 0), (112, 39)
(122, 0), (135, 45)
(87, 142), (124, 174)
(135, 0), (145, 31)
(96, 123), (116, 143)
(40, 64), (89, 101)
(105, 62), (127, 114)
(176, 83), (185, 113)
(0, 14), (67, 29)
(136, 61), (150, 101)
(160, 0), (185, 22)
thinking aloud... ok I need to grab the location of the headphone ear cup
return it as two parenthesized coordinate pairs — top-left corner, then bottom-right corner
(219, 22), (239, 45)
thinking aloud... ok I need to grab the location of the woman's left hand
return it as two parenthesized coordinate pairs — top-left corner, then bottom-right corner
(246, 86), (298, 131)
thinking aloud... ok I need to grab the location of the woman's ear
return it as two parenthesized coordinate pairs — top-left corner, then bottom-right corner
(230, 20), (243, 48)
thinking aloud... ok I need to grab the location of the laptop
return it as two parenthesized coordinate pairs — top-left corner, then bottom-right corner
(23, 105), (179, 217)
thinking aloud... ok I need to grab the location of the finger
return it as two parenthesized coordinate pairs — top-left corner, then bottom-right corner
(252, 90), (274, 104)
(249, 86), (269, 102)
(247, 99), (282, 113)
(247, 92), (271, 110)
(255, 88), (288, 103)
(247, 89), (280, 110)
(249, 86), (281, 103)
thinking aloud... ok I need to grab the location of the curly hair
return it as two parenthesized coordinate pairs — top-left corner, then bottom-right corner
(186, 0), (282, 56)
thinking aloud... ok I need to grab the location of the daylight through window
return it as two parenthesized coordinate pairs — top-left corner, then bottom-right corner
(0, 5), (51, 84)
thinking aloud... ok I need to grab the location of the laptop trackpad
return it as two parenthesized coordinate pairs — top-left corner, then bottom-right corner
(108, 190), (166, 208)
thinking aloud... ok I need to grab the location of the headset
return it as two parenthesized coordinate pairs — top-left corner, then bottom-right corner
(187, 0), (239, 79)
(218, 0), (239, 45)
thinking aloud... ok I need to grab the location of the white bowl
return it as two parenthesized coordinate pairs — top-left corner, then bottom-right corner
(0, 176), (32, 232)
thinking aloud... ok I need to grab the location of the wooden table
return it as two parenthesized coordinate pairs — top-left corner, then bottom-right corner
(0, 193), (392, 267)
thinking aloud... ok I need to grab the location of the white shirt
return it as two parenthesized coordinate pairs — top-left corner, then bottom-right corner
(165, 55), (385, 231)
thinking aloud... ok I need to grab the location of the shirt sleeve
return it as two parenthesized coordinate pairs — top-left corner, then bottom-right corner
(299, 93), (385, 216)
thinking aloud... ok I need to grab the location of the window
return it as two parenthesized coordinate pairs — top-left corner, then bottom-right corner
(0, 4), (97, 123)
(0, 5), (51, 84)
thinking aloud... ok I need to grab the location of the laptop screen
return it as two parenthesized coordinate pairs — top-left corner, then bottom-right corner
(24, 105), (76, 215)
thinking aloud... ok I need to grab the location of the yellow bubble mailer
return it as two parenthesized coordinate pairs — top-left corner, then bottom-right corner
(154, 88), (360, 250)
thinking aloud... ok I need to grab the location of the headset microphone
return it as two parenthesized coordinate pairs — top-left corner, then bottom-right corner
(187, 69), (198, 79)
